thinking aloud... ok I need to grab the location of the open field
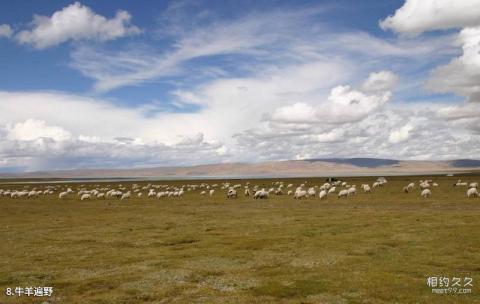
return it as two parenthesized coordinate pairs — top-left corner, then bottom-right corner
(1, 174), (480, 303)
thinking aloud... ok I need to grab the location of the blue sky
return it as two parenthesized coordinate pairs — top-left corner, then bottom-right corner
(0, 0), (478, 171)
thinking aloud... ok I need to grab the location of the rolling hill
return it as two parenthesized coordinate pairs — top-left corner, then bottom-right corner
(0, 158), (479, 179)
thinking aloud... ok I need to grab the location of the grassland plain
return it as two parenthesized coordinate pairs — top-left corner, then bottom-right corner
(0, 174), (479, 304)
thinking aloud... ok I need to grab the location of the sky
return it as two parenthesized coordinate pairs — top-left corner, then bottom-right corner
(0, 0), (479, 172)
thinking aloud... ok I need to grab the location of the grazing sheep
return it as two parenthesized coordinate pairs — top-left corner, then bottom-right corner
(121, 191), (131, 200)
(347, 186), (356, 196)
(467, 188), (479, 198)
(421, 189), (431, 198)
(97, 193), (105, 199)
(454, 180), (468, 187)
(403, 186), (410, 193)
(377, 177), (387, 186)
(209, 189), (215, 197)
(319, 190), (327, 200)
(200, 190), (206, 195)
(287, 190), (293, 196)
(363, 185), (371, 193)
(320, 183), (331, 191)
(307, 187), (316, 197)
(80, 193), (91, 201)
(293, 190), (307, 199)
(420, 181), (430, 190)
(328, 187), (336, 194)
(227, 188), (238, 198)
(59, 191), (68, 199)
(338, 189), (348, 198)
(254, 189), (269, 199)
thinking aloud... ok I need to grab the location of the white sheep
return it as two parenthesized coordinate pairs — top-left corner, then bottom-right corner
(347, 186), (356, 196)
(420, 181), (430, 190)
(293, 190), (307, 199)
(467, 188), (479, 198)
(209, 189), (215, 197)
(421, 189), (431, 198)
(469, 182), (478, 189)
(320, 183), (331, 191)
(319, 190), (327, 200)
(80, 193), (91, 201)
(377, 177), (387, 185)
(338, 189), (348, 198)
(121, 191), (131, 200)
(227, 188), (238, 198)
(363, 185), (371, 193)
(58, 191), (68, 199)
(253, 189), (269, 199)
(454, 180), (468, 187)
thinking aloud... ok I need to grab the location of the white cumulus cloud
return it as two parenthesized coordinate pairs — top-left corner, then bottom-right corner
(426, 26), (480, 102)
(7, 119), (71, 141)
(383, 0), (480, 137)
(270, 71), (395, 125)
(361, 70), (399, 93)
(388, 124), (413, 144)
(380, 0), (480, 35)
(15, 2), (141, 49)
(0, 24), (12, 38)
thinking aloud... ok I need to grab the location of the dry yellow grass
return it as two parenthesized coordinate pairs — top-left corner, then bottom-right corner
(0, 174), (479, 303)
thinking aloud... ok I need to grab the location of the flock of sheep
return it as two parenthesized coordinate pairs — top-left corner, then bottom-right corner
(402, 179), (479, 198)
(0, 176), (478, 201)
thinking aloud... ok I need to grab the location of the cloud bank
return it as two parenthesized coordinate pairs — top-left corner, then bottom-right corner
(0, 1), (478, 171)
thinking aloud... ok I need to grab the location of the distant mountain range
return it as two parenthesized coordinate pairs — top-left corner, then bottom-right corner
(303, 158), (401, 167)
(1, 158), (479, 179)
